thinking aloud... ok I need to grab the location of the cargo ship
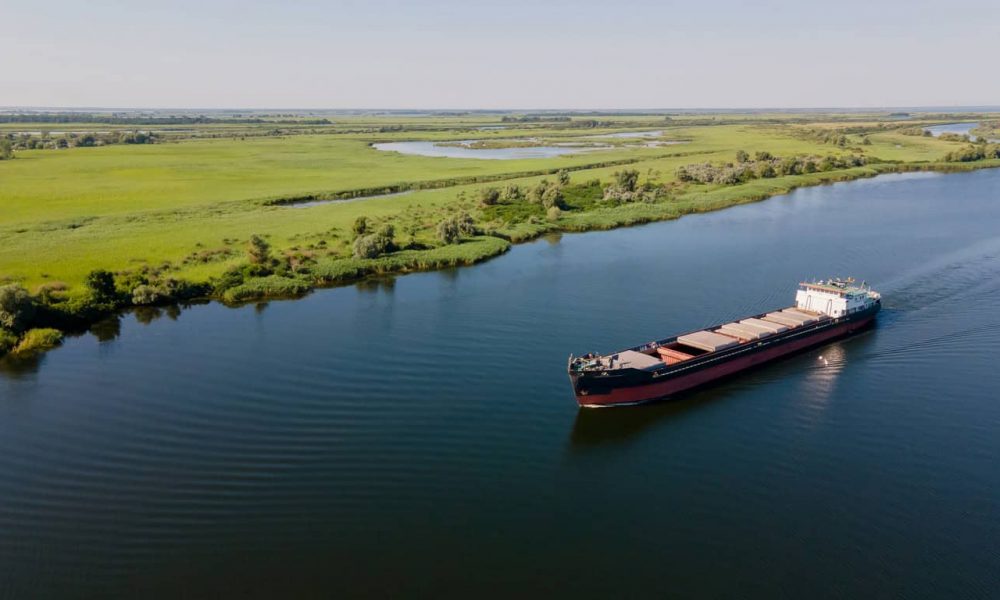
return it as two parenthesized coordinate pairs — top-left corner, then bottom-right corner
(568, 278), (880, 407)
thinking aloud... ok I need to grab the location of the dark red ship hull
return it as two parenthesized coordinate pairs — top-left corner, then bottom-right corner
(570, 305), (878, 407)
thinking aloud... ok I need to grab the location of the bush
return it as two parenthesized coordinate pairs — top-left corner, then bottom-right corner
(612, 169), (639, 192)
(352, 216), (369, 236)
(477, 187), (501, 206)
(500, 184), (524, 202)
(436, 212), (476, 245)
(37, 282), (69, 305)
(0, 284), (36, 333)
(0, 329), (18, 355)
(352, 224), (396, 259)
(528, 179), (551, 204)
(541, 185), (564, 209)
(13, 328), (63, 354)
(247, 234), (271, 264)
(944, 143), (1000, 162)
(131, 284), (162, 306)
(437, 218), (460, 244)
(455, 212), (476, 235)
(84, 269), (118, 304)
(557, 170), (570, 186)
(221, 276), (311, 303)
(546, 206), (562, 221)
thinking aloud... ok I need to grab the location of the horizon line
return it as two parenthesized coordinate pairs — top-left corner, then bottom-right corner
(3, 105), (1000, 114)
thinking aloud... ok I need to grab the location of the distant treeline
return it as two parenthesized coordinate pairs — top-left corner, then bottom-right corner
(3, 130), (159, 151)
(500, 115), (572, 123)
(0, 113), (332, 125)
(676, 151), (868, 185)
(793, 127), (871, 147)
(944, 142), (1000, 162)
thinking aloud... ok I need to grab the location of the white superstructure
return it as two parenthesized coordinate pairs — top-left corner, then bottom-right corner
(795, 278), (880, 318)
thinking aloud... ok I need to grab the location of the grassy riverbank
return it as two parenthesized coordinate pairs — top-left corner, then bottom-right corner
(2, 111), (999, 358)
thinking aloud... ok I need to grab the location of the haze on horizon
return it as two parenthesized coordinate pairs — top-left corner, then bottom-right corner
(2, 0), (998, 110)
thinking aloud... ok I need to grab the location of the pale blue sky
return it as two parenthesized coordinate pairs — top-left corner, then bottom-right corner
(2, 0), (997, 109)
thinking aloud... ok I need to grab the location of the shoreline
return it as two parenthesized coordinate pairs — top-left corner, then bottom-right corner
(2, 159), (999, 364)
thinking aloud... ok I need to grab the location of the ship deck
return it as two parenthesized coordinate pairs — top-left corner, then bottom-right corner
(571, 306), (830, 374)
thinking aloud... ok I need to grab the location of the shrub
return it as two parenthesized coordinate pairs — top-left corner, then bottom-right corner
(944, 143), (1000, 162)
(437, 218), (460, 244)
(13, 328), (63, 354)
(735, 150), (749, 163)
(352, 216), (369, 236)
(0, 329), (18, 354)
(500, 184), (524, 202)
(131, 284), (162, 306)
(528, 179), (551, 204)
(612, 169), (639, 192)
(84, 269), (118, 304)
(352, 224), (396, 259)
(455, 212), (476, 235)
(557, 170), (570, 186)
(546, 206), (562, 221)
(436, 212), (476, 245)
(0, 284), (36, 333)
(221, 276), (311, 303)
(477, 187), (501, 206)
(247, 234), (271, 265)
(541, 185), (564, 209)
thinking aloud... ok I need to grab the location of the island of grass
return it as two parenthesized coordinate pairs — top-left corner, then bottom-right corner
(2, 110), (1000, 358)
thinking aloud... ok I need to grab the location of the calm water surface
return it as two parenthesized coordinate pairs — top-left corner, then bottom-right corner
(924, 122), (990, 140)
(3, 170), (1000, 598)
(372, 140), (603, 159)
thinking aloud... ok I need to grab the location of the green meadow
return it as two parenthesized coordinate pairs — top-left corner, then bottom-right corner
(0, 112), (993, 295)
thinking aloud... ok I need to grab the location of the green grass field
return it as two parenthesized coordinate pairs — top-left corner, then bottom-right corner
(0, 112), (990, 293)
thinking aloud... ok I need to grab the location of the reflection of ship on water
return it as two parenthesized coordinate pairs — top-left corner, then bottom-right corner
(568, 393), (710, 447)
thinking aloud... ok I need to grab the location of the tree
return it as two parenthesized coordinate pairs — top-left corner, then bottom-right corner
(477, 187), (501, 206)
(0, 139), (13, 160)
(754, 151), (773, 161)
(613, 169), (639, 192)
(352, 216), (369, 236)
(529, 180), (551, 204)
(247, 234), (271, 265)
(436, 218), (460, 244)
(500, 184), (523, 202)
(755, 162), (776, 178)
(735, 150), (749, 163)
(541, 185), (564, 209)
(352, 224), (396, 258)
(84, 269), (118, 304)
(455, 212), (476, 235)
(557, 170), (570, 186)
(76, 133), (97, 147)
(0, 284), (36, 334)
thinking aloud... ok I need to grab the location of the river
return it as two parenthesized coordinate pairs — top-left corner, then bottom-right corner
(372, 140), (605, 159)
(924, 121), (999, 142)
(3, 169), (1000, 598)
